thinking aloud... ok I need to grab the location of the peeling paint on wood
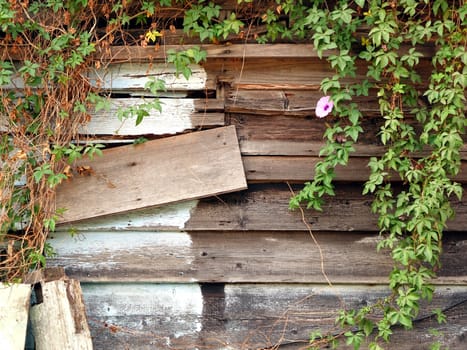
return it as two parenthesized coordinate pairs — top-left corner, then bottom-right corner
(82, 283), (203, 346)
(49, 231), (196, 281)
(58, 200), (199, 232)
(0, 283), (31, 350)
(80, 283), (467, 350)
(81, 98), (224, 136)
(56, 184), (467, 233)
(30, 279), (92, 350)
(88, 63), (206, 92)
(47, 230), (467, 284)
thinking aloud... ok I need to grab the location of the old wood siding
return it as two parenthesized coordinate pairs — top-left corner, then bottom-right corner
(48, 44), (467, 349)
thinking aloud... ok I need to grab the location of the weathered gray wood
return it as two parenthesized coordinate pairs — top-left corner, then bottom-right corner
(232, 113), (463, 155)
(226, 90), (382, 116)
(116, 43), (432, 60)
(57, 184), (467, 232)
(47, 230), (467, 284)
(243, 156), (467, 182)
(103, 44), (331, 62)
(1, 63), (208, 93)
(0, 283), (31, 350)
(80, 283), (467, 350)
(88, 63), (207, 92)
(30, 279), (92, 350)
(56, 126), (247, 223)
(81, 98), (224, 136)
(209, 57), (432, 88)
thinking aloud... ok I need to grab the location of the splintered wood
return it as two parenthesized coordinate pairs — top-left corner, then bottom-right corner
(56, 126), (247, 223)
(29, 279), (93, 350)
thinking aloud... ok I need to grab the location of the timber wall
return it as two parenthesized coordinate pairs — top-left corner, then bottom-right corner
(47, 42), (467, 349)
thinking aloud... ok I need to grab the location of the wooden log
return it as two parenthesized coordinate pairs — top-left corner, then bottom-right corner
(56, 184), (467, 233)
(30, 279), (92, 350)
(81, 98), (224, 136)
(56, 126), (247, 223)
(0, 283), (31, 350)
(47, 230), (467, 284)
(80, 283), (467, 350)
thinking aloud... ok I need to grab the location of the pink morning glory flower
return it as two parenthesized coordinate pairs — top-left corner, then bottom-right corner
(315, 96), (334, 118)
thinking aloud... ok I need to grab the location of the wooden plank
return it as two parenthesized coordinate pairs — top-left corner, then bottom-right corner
(231, 113), (386, 149)
(30, 279), (92, 350)
(80, 283), (467, 350)
(102, 43), (435, 62)
(56, 126), (247, 223)
(5, 42), (435, 62)
(208, 57), (432, 88)
(104, 44), (327, 62)
(226, 90), (381, 116)
(81, 98), (224, 136)
(88, 63), (208, 92)
(243, 156), (467, 183)
(231, 113), (467, 159)
(57, 184), (467, 233)
(47, 230), (467, 284)
(0, 63), (208, 93)
(239, 139), (467, 159)
(0, 283), (31, 350)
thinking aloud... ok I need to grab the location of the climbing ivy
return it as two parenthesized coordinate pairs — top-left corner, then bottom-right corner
(0, 0), (465, 349)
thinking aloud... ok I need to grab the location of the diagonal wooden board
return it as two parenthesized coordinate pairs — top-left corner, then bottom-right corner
(56, 126), (247, 223)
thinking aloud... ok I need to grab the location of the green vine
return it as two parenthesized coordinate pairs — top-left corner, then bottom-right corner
(0, 0), (465, 349)
(281, 1), (466, 349)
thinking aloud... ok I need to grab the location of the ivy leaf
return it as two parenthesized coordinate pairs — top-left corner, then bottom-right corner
(355, 0), (366, 8)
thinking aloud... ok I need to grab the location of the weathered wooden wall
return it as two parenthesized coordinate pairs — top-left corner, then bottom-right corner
(46, 43), (467, 349)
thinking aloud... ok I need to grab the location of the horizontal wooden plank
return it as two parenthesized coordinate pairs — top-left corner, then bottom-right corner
(81, 283), (467, 350)
(47, 230), (467, 284)
(1, 63), (209, 93)
(227, 90), (380, 116)
(239, 139), (467, 159)
(57, 184), (467, 233)
(104, 44), (325, 62)
(56, 126), (247, 223)
(88, 63), (208, 92)
(207, 57), (432, 88)
(243, 156), (467, 183)
(81, 98), (224, 136)
(101, 43), (436, 62)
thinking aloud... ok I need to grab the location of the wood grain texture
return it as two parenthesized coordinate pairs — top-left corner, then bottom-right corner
(231, 113), (467, 157)
(207, 57), (432, 88)
(56, 126), (247, 223)
(104, 44), (328, 62)
(47, 230), (467, 284)
(57, 184), (467, 233)
(0, 283), (31, 350)
(226, 90), (382, 116)
(30, 280), (92, 350)
(88, 63), (208, 92)
(81, 98), (224, 136)
(80, 283), (467, 350)
(243, 156), (467, 183)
